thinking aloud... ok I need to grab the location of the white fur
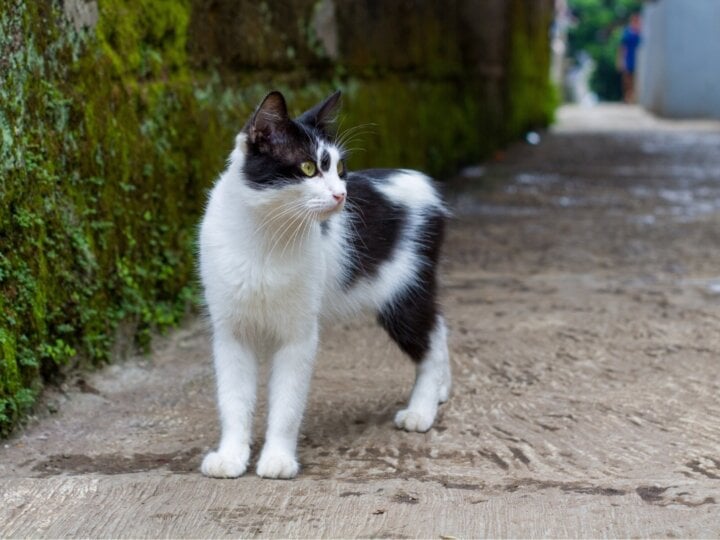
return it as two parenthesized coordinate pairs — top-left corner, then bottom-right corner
(200, 133), (450, 479)
(395, 317), (450, 432)
(376, 169), (442, 209)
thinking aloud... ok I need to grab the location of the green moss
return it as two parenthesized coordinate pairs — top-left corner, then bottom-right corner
(336, 79), (497, 176)
(0, 0), (212, 435)
(505, 0), (557, 138)
(95, 0), (190, 80)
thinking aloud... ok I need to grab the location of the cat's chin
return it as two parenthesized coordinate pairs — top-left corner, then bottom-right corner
(314, 204), (344, 221)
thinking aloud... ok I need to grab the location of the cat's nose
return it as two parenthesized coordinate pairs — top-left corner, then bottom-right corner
(332, 192), (346, 204)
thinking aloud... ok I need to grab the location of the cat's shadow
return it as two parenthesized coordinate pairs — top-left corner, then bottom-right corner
(303, 403), (400, 444)
(248, 384), (401, 449)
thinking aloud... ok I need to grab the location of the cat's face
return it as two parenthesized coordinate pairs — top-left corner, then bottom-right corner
(241, 91), (347, 221)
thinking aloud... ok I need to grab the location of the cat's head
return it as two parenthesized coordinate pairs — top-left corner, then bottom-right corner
(238, 90), (347, 221)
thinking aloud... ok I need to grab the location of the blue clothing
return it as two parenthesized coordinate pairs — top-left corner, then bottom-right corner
(621, 27), (641, 74)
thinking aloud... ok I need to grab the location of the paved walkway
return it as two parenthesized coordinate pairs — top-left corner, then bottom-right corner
(2, 105), (720, 538)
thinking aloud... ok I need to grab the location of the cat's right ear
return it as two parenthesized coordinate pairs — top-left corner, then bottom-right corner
(244, 91), (290, 146)
(297, 90), (341, 133)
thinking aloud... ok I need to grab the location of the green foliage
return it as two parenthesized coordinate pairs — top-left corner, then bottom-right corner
(95, 0), (190, 80)
(0, 0), (220, 436)
(567, 0), (643, 100)
(506, 0), (558, 136)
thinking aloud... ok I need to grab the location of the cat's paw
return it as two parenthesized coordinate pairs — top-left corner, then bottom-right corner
(439, 361), (452, 403)
(438, 383), (451, 403)
(394, 408), (435, 432)
(256, 449), (299, 479)
(201, 449), (249, 478)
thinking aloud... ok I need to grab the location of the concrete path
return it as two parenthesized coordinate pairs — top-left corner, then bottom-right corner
(2, 105), (720, 538)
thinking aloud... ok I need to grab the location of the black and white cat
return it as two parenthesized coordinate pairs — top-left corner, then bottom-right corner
(199, 91), (450, 479)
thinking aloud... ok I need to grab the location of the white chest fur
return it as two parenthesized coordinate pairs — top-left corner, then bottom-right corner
(200, 178), (328, 345)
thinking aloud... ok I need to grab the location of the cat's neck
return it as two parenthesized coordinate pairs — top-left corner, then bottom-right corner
(252, 206), (321, 263)
(216, 169), (322, 264)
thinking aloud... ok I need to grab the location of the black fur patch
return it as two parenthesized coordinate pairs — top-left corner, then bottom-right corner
(320, 150), (331, 172)
(377, 211), (445, 362)
(342, 172), (407, 287)
(342, 169), (446, 362)
(240, 92), (447, 363)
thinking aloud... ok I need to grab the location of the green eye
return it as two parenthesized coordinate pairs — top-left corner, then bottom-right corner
(300, 161), (316, 176)
(337, 161), (345, 176)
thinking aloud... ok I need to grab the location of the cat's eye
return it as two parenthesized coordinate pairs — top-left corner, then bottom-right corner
(337, 161), (345, 176)
(300, 161), (317, 177)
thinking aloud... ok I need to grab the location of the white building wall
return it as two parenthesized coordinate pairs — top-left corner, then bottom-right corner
(639, 0), (720, 119)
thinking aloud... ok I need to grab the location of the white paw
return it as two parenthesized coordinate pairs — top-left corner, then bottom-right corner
(438, 383), (451, 403)
(394, 409), (435, 432)
(440, 361), (452, 403)
(201, 449), (249, 478)
(256, 450), (299, 479)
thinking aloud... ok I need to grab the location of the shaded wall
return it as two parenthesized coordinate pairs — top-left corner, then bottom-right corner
(0, 0), (554, 436)
(188, 0), (556, 173)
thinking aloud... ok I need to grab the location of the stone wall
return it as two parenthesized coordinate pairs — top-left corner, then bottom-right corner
(188, 0), (556, 171)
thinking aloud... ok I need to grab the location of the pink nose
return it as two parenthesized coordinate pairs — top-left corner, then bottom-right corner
(333, 192), (346, 203)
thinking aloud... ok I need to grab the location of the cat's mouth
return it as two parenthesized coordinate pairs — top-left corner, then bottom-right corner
(312, 199), (345, 221)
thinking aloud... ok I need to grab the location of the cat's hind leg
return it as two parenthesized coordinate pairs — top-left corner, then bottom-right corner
(438, 323), (452, 403)
(379, 306), (450, 433)
(201, 326), (258, 478)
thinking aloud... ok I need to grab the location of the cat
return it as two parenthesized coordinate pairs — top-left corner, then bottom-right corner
(199, 90), (451, 479)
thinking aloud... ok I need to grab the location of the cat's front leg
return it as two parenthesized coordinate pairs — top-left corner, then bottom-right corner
(256, 323), (319, 479)
(202, 326), (258, 478)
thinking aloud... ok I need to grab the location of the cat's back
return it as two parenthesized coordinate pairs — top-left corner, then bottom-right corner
(323, 168), (447, 316)
(347, 168), (446, 211)
(345, 168), (446, 270)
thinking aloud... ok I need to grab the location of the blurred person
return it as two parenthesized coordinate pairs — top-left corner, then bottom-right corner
(618, 12), (642, 103)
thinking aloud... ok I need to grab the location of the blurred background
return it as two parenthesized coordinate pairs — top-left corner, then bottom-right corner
(560, 0), (720, 118)
(1, 0), (719, 438)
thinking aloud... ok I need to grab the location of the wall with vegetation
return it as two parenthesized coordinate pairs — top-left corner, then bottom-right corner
(0, 0), (555, 436)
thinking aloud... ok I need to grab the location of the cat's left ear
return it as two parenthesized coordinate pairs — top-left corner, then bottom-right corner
(297, 90), (342, 133)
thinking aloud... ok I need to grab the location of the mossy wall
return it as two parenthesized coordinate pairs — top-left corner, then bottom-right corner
(505, 0), (558, 137)
(0, 0), (207, 435)
(0, 0), (555, 436)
